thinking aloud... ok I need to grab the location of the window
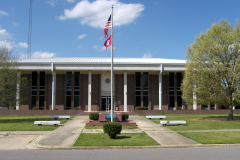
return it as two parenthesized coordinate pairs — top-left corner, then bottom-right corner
(66, 72), (72, 110)
(177, 73), (182, 108)
(169, 72), (175, 109)
(135, 72), (141, 107)
(66, 72), (80, 110)
(31, 72), (37, 109)
(135, 72), (149, 109)
(74, 72), (80, 109)
(39, 72), (45, 110)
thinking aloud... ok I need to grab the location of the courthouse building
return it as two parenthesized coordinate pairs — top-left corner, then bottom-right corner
(15, 57), (218, 112)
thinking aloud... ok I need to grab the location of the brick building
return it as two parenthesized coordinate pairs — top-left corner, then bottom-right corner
(14, 57), (215, 111)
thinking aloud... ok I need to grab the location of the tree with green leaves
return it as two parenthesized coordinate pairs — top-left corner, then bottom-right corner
(0, 47), (28, 109)
(181, 19), (240, 120)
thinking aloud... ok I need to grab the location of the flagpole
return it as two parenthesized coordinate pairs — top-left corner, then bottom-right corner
(111, 5), (114, 122)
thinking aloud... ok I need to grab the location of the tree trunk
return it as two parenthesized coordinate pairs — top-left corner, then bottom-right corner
(228, 107), (234, 120)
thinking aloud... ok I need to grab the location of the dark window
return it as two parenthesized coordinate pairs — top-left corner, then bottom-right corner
(32, 72), (37, 86)
(31, 96), (37, 108)
(143, 72), (148, 89)
(170, 96), (175, 108)
(66, 96), (71, 109)
(136, 96), (141, 106)
(74, 96), (79, 108)
(177, 96), (182, 108)
(169, 72), (174, 90)
(66, 72), (72, 88)
(143, 96), (148, 108)
(74, 72), (80, 87)
(40, 72), (45, 86)
(31, 72), (38, 109)
(74, 72), (80, 108)
(135, 72), (141, 87)
(39, 96), (44, 110)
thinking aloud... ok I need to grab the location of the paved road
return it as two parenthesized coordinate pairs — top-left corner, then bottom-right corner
(0, 147), (240, 160)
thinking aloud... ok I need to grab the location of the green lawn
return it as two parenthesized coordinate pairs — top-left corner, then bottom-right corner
(179, 132), (240, 144)
(74, 133), (159, 146)
(0, 115), (75, 131)
(141, 114), (240, 131)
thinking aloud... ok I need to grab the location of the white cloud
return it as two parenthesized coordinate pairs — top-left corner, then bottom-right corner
(12, 22), (19, 27)
(47, 0), (57, 6)
(17, 42), (28, 48)
(77, 45), (82, 48)
(93, 45), (99, 49)
(92, 45), (111, 51)
(0, 11), (8, 17)
(97, 37), (103, 40)
(32, 51), (56, 58)
(67, 0), (75, 3)
(142, 53), (152, 58)
(58, 0), (144, 29)
(0, 26), (12, 41)
(20, 51), (56, 59)
(0, 41), (14, 50)
(78, 34), (86, 40)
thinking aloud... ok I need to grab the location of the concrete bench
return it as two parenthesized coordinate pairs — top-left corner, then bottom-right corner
(50, 115), (70, 119)
(34, 121), (60, 126)
(160, 121), (186, 126)
(146, 116), (166, 119)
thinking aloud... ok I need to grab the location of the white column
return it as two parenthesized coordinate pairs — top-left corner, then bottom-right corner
(159, 71), (162, 110)
(124, 72), (127, 112)
(88, 71), (92, 112)
(193, 81), (197, 110)
(52, 71), (56, 110)
(16, 71), (21, 110)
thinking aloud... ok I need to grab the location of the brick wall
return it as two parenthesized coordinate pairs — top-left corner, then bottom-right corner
(80, 74), (88, 111)
(127, 74), (135, 108)
(162, 75), (169, 110)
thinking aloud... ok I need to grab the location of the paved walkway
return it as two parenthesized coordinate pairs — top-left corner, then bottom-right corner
(129, 116), (200, 146)
(37, 116), (88, 147)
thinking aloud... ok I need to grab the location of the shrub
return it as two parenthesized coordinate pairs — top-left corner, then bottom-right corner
(103, 122), (122, 139)
(135, 106), (146, 110)
(176, 106), (182, 110)
(32, 107), (38, 110)
(122, 113), (129, 121)
(89, 112), (99, 120)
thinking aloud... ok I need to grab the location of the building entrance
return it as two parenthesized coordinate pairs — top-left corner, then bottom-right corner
(101, 96), (114, 111)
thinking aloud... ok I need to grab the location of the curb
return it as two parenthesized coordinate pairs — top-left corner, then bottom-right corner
(33, 143), (240, 150)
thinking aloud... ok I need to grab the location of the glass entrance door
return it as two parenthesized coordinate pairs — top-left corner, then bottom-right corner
(101, 96), (114, 111)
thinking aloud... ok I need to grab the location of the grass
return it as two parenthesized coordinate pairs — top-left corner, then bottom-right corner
(74, 133), (159, 146)
(0, 115), (75, 131)
(179, 132), (240, 144)
(85, 125), (138, 129)
(141, 114), (240, 131)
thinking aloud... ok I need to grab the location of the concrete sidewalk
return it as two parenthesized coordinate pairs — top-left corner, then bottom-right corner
(37, 116), (88, 147)
(129, 116), (200, 146)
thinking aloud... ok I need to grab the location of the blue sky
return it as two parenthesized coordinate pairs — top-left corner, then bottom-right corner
(0, 0), (240, 60)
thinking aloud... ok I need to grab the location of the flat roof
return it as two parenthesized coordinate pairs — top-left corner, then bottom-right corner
(18, 57), (186, 65)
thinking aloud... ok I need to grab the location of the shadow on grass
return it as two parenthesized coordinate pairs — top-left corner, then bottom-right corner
(201, 116), (240, 121)
(115, 136), (132, 139)
(0, 117), (66, 124)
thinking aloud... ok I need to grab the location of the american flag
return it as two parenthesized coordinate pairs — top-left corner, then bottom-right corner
(104, 15), (111, 38)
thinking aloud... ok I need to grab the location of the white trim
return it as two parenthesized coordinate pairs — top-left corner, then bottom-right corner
(124, 72), (127, 112)
(88, 71), (92, 112)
